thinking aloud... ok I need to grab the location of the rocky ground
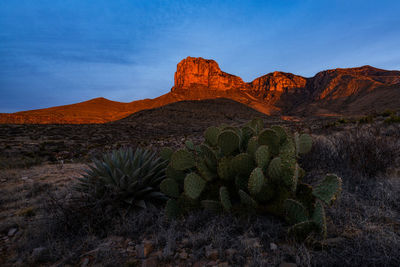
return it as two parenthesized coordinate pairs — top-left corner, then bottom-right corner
(0, 110), (399, 266)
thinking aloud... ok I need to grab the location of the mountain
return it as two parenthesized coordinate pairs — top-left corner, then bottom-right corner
(297, 65), (400, 116)
(1, 57), (399, 124)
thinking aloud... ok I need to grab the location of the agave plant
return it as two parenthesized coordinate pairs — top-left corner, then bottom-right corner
(75, 147), (168, 208)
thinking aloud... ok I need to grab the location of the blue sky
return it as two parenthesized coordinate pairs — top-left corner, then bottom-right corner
(1, 0), (399, 112)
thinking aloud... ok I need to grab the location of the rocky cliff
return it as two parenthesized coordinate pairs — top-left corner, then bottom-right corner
(172, 57), (249, 92)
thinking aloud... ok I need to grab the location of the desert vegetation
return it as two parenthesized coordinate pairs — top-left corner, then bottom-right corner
(0, 116), (399, 266)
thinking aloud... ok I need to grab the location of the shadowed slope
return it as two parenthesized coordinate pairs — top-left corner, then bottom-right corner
(112, 98), (274, 135)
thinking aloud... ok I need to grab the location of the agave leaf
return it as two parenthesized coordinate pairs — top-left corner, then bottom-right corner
(135, 200), (147, 209)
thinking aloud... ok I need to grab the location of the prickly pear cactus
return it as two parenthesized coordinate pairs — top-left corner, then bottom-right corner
(160, 118), (342, 240)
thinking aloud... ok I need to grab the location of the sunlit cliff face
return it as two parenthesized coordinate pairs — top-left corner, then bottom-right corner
(172, 56), (249, 92)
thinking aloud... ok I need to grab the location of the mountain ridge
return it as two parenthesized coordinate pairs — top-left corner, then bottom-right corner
(1, 56), (399, 124)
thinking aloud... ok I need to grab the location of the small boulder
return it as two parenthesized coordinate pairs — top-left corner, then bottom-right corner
(205, 248), (219, 260)
(31, 247), (49, 263)
(141, 256), (158, 267)
(7, 228), (18, 237)
(270, 242), (278, 250)
(279, 262), (297, 267)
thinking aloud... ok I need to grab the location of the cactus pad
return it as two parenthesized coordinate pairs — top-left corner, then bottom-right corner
(271, 125), (287, 144)
(284, 199), (309, 225)
(298, 133), (312, 154)
(281, 158), (298, 190)
(255, 183), (275, 203)
(200, 144), (217, 171)
(268, 157), (282, 181)
(160, 147), (174, 161)
(184, 173), (206, 199)
(219, 186), (232, 212)
(218, 157), (234, 180)
(166, 164), (186, 183)
(312, 200), (327, 238)
(197, 159), (216, 181)
(201, 200), (222, 212)
(179, 193), (201, 211)
(171, 149), (196, 171)
(312, 174), (342, 205)
(255, 145), (270, 170)
(246, 136), (259, 157)
(204, 126), (220, 147)
(165, 199), (181, 219)
(288, 220), (316, 240)
(258, 128), (280, 155)
(248, 167), (265, 196)
(231, 153), (255, 177)
(235, 175), (249, 191)
(239, 189), (258, 209)
(248, 118), (264, 134)
(241, 126), (255, 146)
(279, 138), (296, 158)
(160, 178), (180, 198)
(218, 130), (240, 156)
(296, 182), (316, 212)
(185, 139), (195, 151)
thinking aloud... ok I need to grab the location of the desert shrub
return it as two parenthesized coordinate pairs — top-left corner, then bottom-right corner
(380, 109), (395, 117)
(75, 147), (168, 209)
(0, 156), (43, 169)
(301, 126), (400, 190)
(358, 115), (374, 124)
(337, 118), (349, 124)
(160, 118), (342, 240)
(385, 114), (400, 123)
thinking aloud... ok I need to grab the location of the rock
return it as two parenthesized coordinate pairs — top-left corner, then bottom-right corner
(126, 246), (135, 253)
(136, 245), (145, 258)
(270, 242), (278, 250)
(7, 228), (18, 237)
(218, 262), (229, 267)
(225, 248), (237, 260)
(318, 237), (346, 248)
(205, 248), (219, 260)
(136, 240), (154, 258)
(141, 256), (158, 267)
(279, 262), (297, 267)
(206, 261), (218, 266)
(0, 222), (17, 234)
(179, 251), (188, 260)
(241, 237), (261, 248)
(143, 240), (154, 256)
(193, 261), (208, 267)
(31, 247), (48, 263)
(181, 238), (190, 247)
(80, 257), (90, 267)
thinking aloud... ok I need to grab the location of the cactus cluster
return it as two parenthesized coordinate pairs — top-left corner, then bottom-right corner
(160, 118), (342, 239)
